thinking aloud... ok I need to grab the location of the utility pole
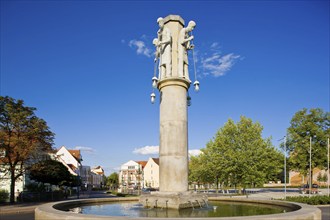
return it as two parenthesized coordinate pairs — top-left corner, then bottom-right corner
(309, 136), (312, 197)
(327, 137), (329, 197)
(284, 136), (287, 200)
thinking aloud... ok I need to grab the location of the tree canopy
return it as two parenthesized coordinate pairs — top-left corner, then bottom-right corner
(0, 96), (54, 202)
(29, 159), (76, 187)
(189, 116), (283, 189)
(286, 108), (330, 176)
(106, 172), (119, 189)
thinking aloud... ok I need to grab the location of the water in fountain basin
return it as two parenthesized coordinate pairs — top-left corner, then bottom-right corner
(64, 201), (293, 218)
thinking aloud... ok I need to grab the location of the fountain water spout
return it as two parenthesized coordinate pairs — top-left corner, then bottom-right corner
(202, 199), (209, 208)
(154, 200), (158, 208)
(196, 200), (202, 208)
(188, 201), (194, 210)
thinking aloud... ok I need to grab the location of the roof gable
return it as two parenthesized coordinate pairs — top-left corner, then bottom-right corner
(136, 160), (147, 169)
(68, 150), (82, 162)
(152, 158), (159, 165)
(56, 146), (81, 165)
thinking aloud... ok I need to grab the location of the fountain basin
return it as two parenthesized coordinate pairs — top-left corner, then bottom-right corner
(140, 191), (208, 209)
(35, 197), (321, 220)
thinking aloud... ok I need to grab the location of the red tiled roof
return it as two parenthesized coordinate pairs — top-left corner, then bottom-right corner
(152, 158), (159, 165)
(68, 150), (82, 161)
(136, 160), (147, 169)
(67, 163), (77, 171)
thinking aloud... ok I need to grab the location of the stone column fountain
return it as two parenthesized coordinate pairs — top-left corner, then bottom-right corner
(140, 15), (207, 210)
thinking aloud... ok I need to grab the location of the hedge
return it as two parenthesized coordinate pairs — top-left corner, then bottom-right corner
(0, 189), (9, 202)
(284, 195), (330, 205)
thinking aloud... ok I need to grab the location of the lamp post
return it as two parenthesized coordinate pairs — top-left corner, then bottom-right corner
(327, 137), (329, 197)
(284, 136), (287, 200)
(309, 136), (312, 197)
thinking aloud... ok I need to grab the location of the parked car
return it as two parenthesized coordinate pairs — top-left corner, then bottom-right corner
(299, 184), (319, 194)
(141, 188), (158, 194)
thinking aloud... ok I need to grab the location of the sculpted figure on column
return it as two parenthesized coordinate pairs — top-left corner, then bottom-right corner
(154, 17), (172, 79)
(178, 21), (196, 81)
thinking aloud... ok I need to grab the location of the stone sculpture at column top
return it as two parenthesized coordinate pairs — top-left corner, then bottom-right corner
(154, 17), (172, 79)
(154, 16), (196, 82)
(178, 20), (196, 81)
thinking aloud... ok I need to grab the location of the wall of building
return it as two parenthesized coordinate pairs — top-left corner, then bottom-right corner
(143, 158), (159, 188)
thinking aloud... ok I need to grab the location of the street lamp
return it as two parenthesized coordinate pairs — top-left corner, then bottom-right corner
(150, 92), (156, 104)
(193, 80), (200, 92)
(309, 136), (316, 197)
(327, 137), (329, 197)
(152, 76), (158, 89)
(284, 136), (287, 200)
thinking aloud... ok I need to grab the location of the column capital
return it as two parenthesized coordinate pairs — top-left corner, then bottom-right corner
(158, 77), (191, 90)
(163, 15), (185, 26)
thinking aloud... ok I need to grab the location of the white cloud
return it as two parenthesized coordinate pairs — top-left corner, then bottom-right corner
(133, 146), (202, 157)
(133, 145), (159, 155)
(102, 166), (120, 175)
(74, 146), (95, 154)
(202, 52), (240, 77)
(210, 42), (220, 50)
(188, 149), (202, 157)
(129, 39), (153, 57)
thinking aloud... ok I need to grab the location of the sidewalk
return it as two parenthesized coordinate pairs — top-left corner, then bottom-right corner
(0, 190), (113, 214)
(0, 202), (43, 214)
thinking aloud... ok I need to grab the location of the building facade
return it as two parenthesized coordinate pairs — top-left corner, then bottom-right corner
(143, 158), (159, 188)
(289, 168), (329, 186)
(91, 166), (105, 189)
(119, 160), (144, 192)
(56, 146), (82, 177)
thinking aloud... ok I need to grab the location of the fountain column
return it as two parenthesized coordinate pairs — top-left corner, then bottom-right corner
(140, 14), (207, 209)
(158, 15), (189, 192)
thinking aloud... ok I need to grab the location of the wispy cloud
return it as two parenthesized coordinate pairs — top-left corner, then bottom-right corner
(102, 166), (120, 175)
(201, 42), (241, 77)
(127, 38), (240, 76)
(133, 145), (202, 157)
(188, 149), (202, 157)
(128, 39), (153, 58)
(210, 42), (220, 49)
(133, 145), (159, 155)
(74, 146), (95, 154)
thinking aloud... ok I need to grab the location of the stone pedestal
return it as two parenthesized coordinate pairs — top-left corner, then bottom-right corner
(140, 191), (208, 209)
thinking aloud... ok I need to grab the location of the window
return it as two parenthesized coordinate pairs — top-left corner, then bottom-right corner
(0, 149), (5, 158)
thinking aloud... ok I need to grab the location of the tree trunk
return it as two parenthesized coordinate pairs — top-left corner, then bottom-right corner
(10, 169), (16, 203)
(216, 177), (219, 193)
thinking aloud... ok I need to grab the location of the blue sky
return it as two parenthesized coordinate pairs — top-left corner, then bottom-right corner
(1, 0), (329, 175)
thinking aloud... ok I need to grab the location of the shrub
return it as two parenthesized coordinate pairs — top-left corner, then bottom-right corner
(284, 195), (330, 205)
(105, 191), (136, 197)
(0, 189), (9, 202)
(25, 183), (46, 192)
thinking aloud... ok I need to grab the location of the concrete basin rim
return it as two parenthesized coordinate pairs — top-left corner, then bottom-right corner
(35, 197), (321, 220)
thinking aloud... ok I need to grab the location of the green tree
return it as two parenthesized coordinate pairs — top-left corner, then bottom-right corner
(29, 159), (74, 186)
(0, 96), (54, 202)
(189, 153), (214, 190)
(196, 116), (283, 190)
(107, 172), (119, 190)
(322, 173), (328, 184)
(286, 108), (330, 182)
